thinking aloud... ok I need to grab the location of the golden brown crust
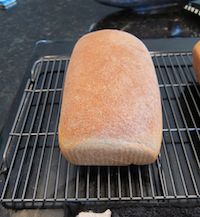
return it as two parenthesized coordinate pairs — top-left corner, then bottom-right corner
(58, 29), (162, 165)
(192, 41), (200, 84)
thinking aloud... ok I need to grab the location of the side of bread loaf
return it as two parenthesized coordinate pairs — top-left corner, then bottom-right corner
(192, 41), (200, 84)
(58, 29), (162, 166)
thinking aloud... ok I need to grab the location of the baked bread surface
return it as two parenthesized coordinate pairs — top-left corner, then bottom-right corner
(58, 29), (162, 165)
(193, 41), (200, 84)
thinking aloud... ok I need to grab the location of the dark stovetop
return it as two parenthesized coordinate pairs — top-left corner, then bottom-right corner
(0, 0), (200, 216)
(90, 8), (200, 38)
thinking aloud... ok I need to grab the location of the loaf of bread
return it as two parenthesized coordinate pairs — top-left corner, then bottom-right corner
(58, 30), (162, 166)
(192, 41), (200, 84)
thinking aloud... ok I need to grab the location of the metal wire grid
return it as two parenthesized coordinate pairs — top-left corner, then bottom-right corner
(184, 4), (200, 16)
(0, 52), (200, 208)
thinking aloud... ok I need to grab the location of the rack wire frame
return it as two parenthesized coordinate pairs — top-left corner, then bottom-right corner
(0, 51), (200, 208)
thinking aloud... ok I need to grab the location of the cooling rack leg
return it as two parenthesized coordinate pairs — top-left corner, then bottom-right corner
(64, 202), (83, 217)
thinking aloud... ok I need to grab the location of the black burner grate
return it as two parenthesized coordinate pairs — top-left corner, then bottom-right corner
(0, 52), (200, 208)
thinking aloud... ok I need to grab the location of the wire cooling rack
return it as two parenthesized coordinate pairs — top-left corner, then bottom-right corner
(0, 51), (200, 208)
